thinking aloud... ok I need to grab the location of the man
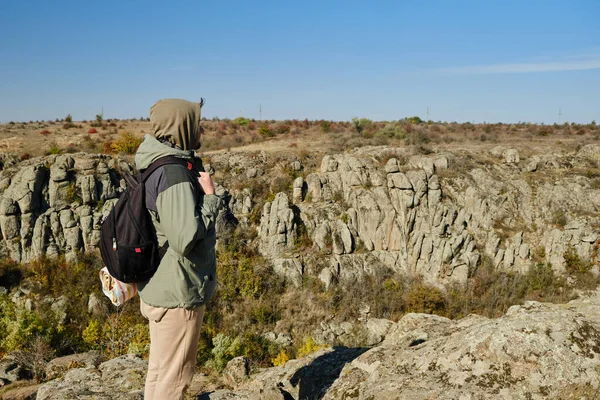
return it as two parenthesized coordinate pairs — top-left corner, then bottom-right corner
(134, 98), (220, 399)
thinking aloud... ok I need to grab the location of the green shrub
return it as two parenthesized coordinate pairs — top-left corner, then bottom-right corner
(203, 331), (280, 370)
(0, 255), (112, 358)
(18, 253), (147, 358)
(233, 116), (251, 126)
(531, 246), (546, 263)
(296, 336), (324, 358)
(217, 250), (271, 305)
(351, 117), (372, 134)
(196, 330), (214, 366)
(564, 247), (593, 274)
(258, 124), (274, 137)
(467, 259), (528, 316)
(82, 319), (102, 349)
(376, 123), (406, 139)
(551, 210), (567, 227)
(526, 262), (558, 292)
(0, 294), (17, 356)
(446, 256), (574, 319)
(249, 299), (281, 326)
(1, 306), (58, 354)
(48, 142), (62, 155)
(127, 323), (151, 356)
(404, 282), (446, 315)
(405, 131), (431, 146)
(206, 333), (241, 371)
(101, 304), (148, 358)
(108, 132), (142, 154)
(66, 182), (82, 203)
(563, 247), (599, 289)
(237, 333), (281, 368)
(25, 254), (101, 299)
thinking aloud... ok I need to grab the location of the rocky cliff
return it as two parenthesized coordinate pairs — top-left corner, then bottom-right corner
(0, 153), (128, 264)
(2, 144), (599, 288)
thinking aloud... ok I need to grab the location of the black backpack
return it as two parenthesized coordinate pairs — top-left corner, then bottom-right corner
(99, 156), (195, 283)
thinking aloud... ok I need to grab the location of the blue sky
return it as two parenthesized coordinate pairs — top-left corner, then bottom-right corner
(0, 0), (598, 123)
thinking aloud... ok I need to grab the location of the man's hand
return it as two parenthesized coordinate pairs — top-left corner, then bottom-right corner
(198, 172), (215, 195)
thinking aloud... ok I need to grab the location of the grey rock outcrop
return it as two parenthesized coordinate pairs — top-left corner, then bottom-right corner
(323, 291), (600, 399)
(205, 289), (600, 399)
(0, 354), (24, 384)
(259, 192), (297, 258)
(0, 153), (124, 263)
(222, 356), (249, 389)
(503, 148), (520, 163)
(289, 152), (477, 287)
(44, 350), (103, 380)
(2, 143), (600, 292)
(313, 317), (393, 347)
(208, 347), (369, 400)
(36, 354), (146, 400)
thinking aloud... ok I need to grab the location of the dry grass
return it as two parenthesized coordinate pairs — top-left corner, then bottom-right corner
(1, 119), (598, 160)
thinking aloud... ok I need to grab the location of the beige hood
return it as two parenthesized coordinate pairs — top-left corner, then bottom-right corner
(150, 98), (203, 150)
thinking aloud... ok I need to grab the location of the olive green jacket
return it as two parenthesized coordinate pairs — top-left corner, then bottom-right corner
(134, 134), (220, 308)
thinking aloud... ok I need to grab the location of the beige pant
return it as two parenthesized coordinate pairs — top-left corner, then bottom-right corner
(140, 300), (205, 400)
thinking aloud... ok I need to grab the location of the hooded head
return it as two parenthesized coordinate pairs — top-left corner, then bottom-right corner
(150, 98), (204, 150)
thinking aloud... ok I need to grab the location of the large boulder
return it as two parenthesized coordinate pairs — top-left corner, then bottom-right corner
(36, 354), (146, 400)
(323, 290), (600, 399)
(45, 350), (104, 380)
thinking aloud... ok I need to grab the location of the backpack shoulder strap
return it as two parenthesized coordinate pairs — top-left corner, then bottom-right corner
(140, 156), (194, 182)
(135, 156), (194, 256)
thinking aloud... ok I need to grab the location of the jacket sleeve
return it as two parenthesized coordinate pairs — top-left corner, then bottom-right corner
(155, 181), (220, 256)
